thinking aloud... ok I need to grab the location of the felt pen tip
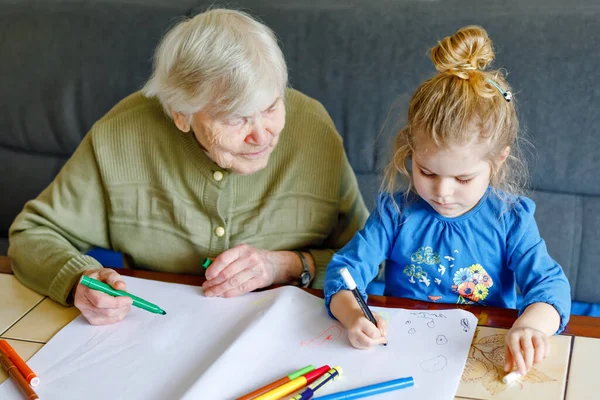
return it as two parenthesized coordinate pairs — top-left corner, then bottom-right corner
(161, 311), (167, 315)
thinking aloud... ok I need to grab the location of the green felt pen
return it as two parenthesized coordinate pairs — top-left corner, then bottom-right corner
(201, 258), (213, 268)
(79, 275), (166, 315)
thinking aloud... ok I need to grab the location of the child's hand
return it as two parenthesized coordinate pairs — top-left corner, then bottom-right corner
(347, 312), (388, 349)
(504, 325), (550, 376)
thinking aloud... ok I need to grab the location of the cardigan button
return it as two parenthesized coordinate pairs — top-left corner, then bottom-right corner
(214, 226), (225, 237)
(213, 171), (224, 181)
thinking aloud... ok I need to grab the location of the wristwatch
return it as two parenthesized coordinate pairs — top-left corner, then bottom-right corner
(293, 251), (311, 288)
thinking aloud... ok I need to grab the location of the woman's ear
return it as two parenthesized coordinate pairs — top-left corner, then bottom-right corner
(172, 111), (191, 133)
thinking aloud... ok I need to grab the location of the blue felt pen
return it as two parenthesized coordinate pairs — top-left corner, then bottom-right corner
(340, 268), (386, 346)
(313, 376), (414, 400)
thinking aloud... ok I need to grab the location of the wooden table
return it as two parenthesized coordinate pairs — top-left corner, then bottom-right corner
(1, 256), (599, 399)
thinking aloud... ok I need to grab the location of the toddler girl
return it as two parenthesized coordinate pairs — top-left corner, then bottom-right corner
(324, 25), (570, 378)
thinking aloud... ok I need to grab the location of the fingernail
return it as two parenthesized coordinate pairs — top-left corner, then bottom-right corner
(205, 291), (213, 297)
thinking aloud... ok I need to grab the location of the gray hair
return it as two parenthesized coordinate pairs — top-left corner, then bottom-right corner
(142, 9), (288, 119)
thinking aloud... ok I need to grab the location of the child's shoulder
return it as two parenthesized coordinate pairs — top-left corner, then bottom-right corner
(488, 189), (537, 224)
(374, 190), (422, 218)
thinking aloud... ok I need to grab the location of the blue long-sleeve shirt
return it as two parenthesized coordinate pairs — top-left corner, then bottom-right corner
(324, 188), (571, 333)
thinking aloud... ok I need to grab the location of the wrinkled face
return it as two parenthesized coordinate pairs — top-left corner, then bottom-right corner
(411, 135), (493, 218)
(180, 91), (286, 175)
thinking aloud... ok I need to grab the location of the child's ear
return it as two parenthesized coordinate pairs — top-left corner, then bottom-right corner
(172, 111), (191, 133)
(498, 146), (511, 164)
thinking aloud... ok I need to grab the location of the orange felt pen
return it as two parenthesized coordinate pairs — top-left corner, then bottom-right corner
(0, 340), (40, 387)
(255, 365), (330, 400)
(0, 353), (39, 400)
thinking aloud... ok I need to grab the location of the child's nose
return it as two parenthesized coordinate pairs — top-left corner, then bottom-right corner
(434, 178), (454, 199)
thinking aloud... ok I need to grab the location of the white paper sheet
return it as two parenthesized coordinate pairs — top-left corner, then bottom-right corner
(0, 277), (478, 399)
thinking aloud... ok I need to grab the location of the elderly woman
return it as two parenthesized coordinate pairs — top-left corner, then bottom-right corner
(8, 9), (368, 325)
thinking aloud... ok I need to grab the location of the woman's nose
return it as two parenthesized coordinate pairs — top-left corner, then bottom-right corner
(245, 117), (269, 145)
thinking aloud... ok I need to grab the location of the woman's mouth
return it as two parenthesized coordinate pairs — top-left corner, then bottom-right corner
(238, 147), (269, 159)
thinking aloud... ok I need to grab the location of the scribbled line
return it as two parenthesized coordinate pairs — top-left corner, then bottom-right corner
(378, 311), (391, 322)
(410, 311), (448, 319)
(408, 328), (416, 334)
(410, 311), (447, 328)
(301, 325), (342, 346)
(420, 355), (448, 372)
(460, 318), (471, 332)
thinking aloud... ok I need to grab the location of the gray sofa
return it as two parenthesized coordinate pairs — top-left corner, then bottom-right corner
(1, 0), (599, 304)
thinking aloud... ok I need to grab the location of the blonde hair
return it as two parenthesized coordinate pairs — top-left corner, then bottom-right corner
(142, 8), (288, 119)
(383, 25), (527, 207)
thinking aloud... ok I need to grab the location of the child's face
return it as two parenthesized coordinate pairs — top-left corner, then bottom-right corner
(412, 135), (492, 218)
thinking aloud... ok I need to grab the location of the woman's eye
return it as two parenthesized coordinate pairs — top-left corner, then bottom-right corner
(226, 117), (245, 127)
(262, 106), (277, 115)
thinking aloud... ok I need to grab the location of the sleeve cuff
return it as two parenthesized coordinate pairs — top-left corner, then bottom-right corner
(49, 255), (102, 306)
(307, 249), (335, 290)
(520, 296), (571, 334)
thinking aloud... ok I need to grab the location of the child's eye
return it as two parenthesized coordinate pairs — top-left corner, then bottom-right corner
(420, 169), (435, 178)
(456, 178), (472, 185)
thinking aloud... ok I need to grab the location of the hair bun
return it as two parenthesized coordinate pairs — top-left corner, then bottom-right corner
(431, 25), (495, 79)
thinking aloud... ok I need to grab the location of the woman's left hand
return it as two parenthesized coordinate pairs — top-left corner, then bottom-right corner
(504, 325), (550, 376)
(202, 244), (279, 297)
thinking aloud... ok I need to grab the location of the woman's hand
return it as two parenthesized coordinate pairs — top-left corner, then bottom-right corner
(330, 290), (387, 349)
(74, 268), (132, 325)
(504, 325), (550, 376)
(202, 244), (280, 297)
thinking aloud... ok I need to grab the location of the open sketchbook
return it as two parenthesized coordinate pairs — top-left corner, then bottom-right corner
(0, 277), (478, 399)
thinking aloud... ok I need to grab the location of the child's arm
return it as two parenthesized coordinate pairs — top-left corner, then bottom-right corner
(323, 194), (400, 348)
(505, 302), (560, 376)
(330, 290), (388, 349)
(504, 198), (571, 375)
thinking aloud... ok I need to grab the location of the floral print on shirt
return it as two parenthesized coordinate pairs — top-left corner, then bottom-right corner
(403, 246), (494, 305)
(402, 246), (440, 287)
(452, 263), (494, 304)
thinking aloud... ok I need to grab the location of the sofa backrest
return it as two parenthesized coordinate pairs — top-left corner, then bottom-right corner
(1, 0), (599, 302)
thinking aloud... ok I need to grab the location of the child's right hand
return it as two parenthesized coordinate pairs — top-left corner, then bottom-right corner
(330, 290), (388, 349)
(346, 312), (388, 349)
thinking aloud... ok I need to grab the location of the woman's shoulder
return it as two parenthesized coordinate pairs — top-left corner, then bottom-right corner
(89, 92), (174, 143)
(284, 88), (339, 137)
(98, 91), (162, 124)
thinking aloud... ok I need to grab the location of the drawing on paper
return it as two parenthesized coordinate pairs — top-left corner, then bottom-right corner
(379, 311), (391, 322)
(408, 328), (416, 334)
(460, 318), (471, 332)
(301, 325), (343, 346)
(410, 311), (447, 328)
(420, 355), (448, 372)
(436, 335), (448, 345)
(461, 329), (555, 395)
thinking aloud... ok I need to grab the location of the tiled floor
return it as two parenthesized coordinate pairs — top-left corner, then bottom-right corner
(0, 274), (596, 399)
